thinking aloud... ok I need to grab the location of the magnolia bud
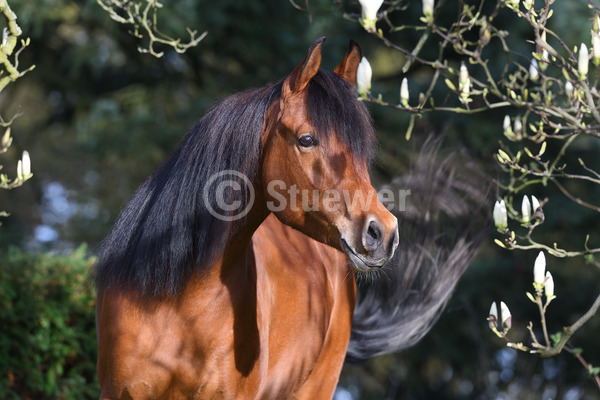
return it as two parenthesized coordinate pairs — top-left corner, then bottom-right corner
(500, 301), (512, 331)
(21, 151), (31, 178)
(531, 195), (540, 212)
(513, 118), (523, 136)
(460, 77), (471, 101)
(422, 0), (434, 20)
(493, 200), (508, 231)
(356, 57), (372, 96)
(534, 251), (546, 286)
(579, 43), (589, 80)
(17, 160), (23, 181)
(521, 195), (531, 223)
(488, 302), (498, 330)
(565, 80), (574, 99)
(459, 63), (469, 89)
(459, 64), (470, 103)
(358, 0), (384, 32)
(593, 33), (600, 66)
(539, 49), (549, 72)
(529, 59), (539, 81)
(545, 271), (555, 299)
(400, 77), (409, 107)
(532, 195), (545, 223)
(503, 115), (514, 139)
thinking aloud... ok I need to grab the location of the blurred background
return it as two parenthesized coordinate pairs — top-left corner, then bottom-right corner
(0, 0), (599, 399)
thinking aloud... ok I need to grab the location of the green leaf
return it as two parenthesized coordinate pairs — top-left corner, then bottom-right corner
(444, 78), (457, 91)
(405, 115), (416, 141)
(526, 292), (536, 302)
(550, 332), (563, 346)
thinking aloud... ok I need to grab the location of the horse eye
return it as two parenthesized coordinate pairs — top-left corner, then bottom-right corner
(298, 135), (318, 148)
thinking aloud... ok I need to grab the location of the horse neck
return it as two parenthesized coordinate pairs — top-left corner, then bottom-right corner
(212, 189), (270, 280)
(201, 101), (280, 284)
(213, 104), (280, 277)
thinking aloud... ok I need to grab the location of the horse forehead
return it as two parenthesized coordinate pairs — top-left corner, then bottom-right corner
(279, 92), (311, 125)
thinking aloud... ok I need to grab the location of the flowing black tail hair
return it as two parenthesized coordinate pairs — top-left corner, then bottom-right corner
(346, 138), (492, 361)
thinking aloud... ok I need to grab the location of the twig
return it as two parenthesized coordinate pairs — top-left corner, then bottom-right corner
(96, 0), (207, 58)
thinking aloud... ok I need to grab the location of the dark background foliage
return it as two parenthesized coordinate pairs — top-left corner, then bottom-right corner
(0, 0), (599, 398)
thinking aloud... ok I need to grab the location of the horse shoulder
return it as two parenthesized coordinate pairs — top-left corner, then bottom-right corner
(96, 279), (246, 399)
(252, 215), (356, 398)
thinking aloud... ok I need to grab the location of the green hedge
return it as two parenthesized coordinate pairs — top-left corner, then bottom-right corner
(0, 245), (99, 399)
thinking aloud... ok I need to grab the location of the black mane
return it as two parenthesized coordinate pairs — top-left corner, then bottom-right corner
(95, 69), (374, 296)
(307, 69), (375, 162)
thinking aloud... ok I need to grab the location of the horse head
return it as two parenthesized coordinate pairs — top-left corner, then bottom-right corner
(261, 37), (399, 272)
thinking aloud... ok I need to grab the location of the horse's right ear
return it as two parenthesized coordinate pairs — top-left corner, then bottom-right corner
(333, 40), (362, 89)
(283, 37), (326, 96)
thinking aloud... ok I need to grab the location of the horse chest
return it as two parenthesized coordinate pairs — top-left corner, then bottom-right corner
(190, 279), (336, 399)
(98, 272), (340, 399)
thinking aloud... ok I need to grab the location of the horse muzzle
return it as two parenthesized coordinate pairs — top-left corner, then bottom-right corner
(340, 217), (399, 273)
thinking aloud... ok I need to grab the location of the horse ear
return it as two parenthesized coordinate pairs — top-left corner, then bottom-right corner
(285, 37), (326, 94)
(333, 40), (362, 88)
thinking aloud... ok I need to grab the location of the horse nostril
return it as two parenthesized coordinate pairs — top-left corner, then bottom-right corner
(364, 220), (383, 251)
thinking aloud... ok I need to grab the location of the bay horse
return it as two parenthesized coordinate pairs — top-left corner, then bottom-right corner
(96, 37), (488, 399)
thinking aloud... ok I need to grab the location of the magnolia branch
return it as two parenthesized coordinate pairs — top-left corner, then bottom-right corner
(96, 0), (207, 58)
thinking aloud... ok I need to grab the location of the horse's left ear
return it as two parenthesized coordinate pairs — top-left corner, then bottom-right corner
(284, 37), (326, 95)
(333, 40), (362, 88)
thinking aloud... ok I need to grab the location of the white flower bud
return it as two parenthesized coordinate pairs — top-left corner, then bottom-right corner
(539, 49), (549, 72)
(500, 301), (512, 331)
(579, 43), (589, 80)
(545, 271), (555, 299)
(22, 151), (31, 177)
(422, 0), (434, 20)
(513, 118), (523, 136)
(356, 57), (372, 96)
(488, 302), (498, 330)
(529, 59), (539, 81)
(400, 77), (409, 107)
(503, 115), (514, 138)
(531, 195), (540, 212)
(493, 200), (508, 230)
(534, 251), (546, 286)
(460, 77), (470, 100)
(565, 80), (574, 98)
(593, 34), (600, 66)
(521, 195), (531, 223)
(359, 0), (384, 32)
(459, 63), (469, 88)
(523, 0), (533, 11)
(458, 66), (471, 103)
(17, 160), (23, 181)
